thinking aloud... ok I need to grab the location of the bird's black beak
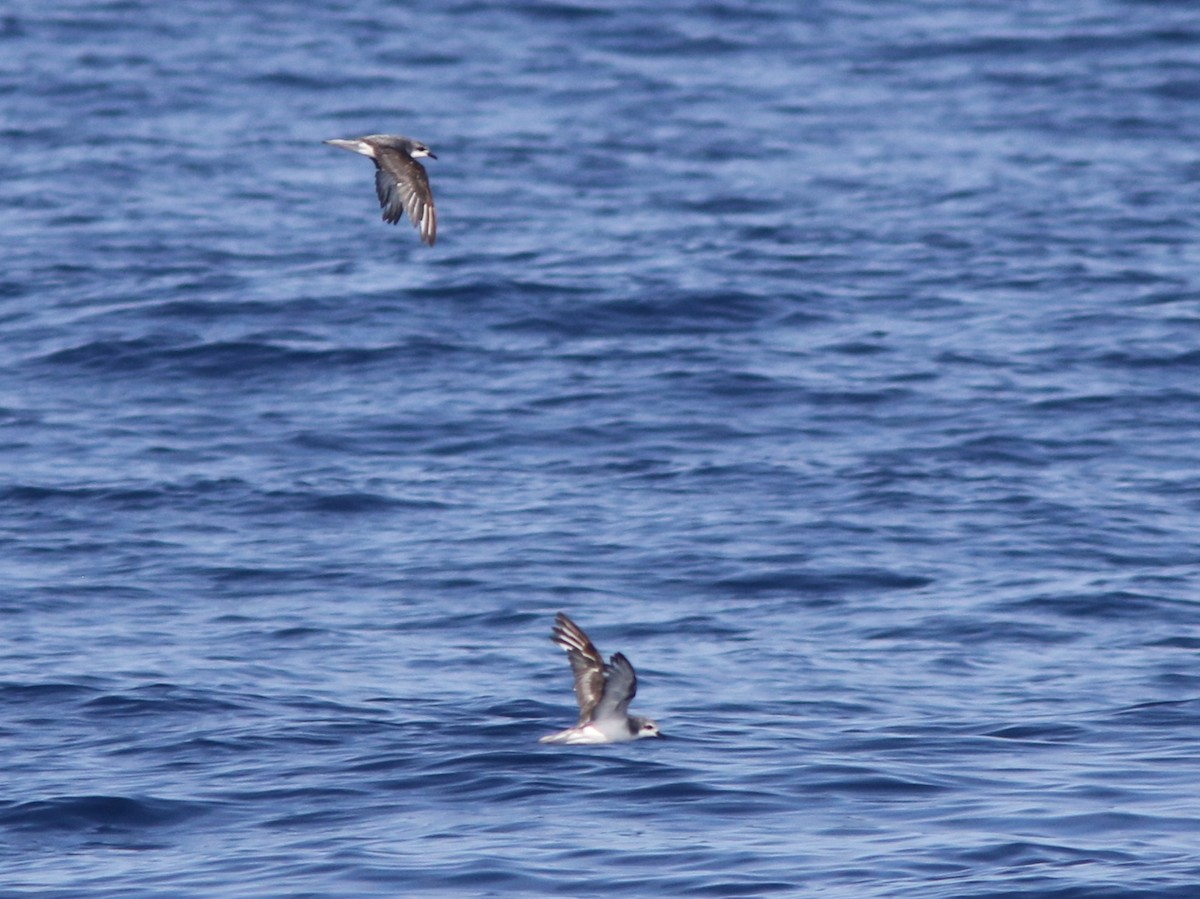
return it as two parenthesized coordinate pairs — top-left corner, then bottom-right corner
(427, 152), (437, 160)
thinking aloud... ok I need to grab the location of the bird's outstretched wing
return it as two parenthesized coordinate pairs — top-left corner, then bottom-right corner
(593, 652), (637, 723)
(551, 613), (607, 724)
(374, 155), (437, 246)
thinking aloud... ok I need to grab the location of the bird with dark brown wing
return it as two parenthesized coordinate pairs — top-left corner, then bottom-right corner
(324, 134), (437, 246)
(540, 613), (663, 744)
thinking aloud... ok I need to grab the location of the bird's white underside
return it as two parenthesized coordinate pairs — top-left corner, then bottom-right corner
(539, 723), (634, 745)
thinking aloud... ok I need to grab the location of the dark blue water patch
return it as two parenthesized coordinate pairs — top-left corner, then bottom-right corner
(1004, 591), (1198, 622)
(880, 434), (1068, 469)
(588, 776), (725, 804)
(82, 684), (248, 720)
(503, 1), (613, 22)
(188, 564), (326, 591)
(35, 337), (449, 381)
(872, 28), (1187, 67)
(1028, 390), (1200, 419)
(0, 14), (24, 38)
(0, 794), (210, 834)
(128, 294), (277, 324)
(955, 840), (1132, 873)
(1150, 74), (1200, 101)
(0, 680), (106, 706)
(715, 567), (933, 598)
(806, 767), (948, 799)
(0, 278), (31, 300)
(865, 617), (1080, 647)
(937, 889), (1200, 899)
(498, 288), (780, 338)
(402, 278), (589, 305)
(983, 723), (1087, 743)
(0, 480), (257, 517)
(675, 195), (784, 216)
(248, 71), (363, 92)
(1110, 698), (1200, 729)
(582, 23), (749, 59)
(803, 385), (914, 408)
(2, 484), (160, 509)
(1146, 635), (1200, 650)
(1099, 347), (1200, 370)
(279, 490), (450, 515)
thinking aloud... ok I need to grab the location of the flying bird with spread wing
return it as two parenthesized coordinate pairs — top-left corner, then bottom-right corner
(324, 134), (438, 246)
(540, 613), (663, 745)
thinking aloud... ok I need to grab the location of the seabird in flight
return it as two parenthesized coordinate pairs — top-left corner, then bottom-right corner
(540, 612), (663, 745)
(324, 134), (437, 246)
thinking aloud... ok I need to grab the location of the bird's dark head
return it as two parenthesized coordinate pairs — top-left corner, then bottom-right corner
(634, 717), (663, 739)
(408, 141), (436, 160)
(366, 134), (436, 160)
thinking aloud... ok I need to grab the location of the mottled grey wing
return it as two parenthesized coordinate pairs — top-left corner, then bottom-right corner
(373, 156), (437, 246)
(594, 652), (637, 723)
(551, 613), (607, 724)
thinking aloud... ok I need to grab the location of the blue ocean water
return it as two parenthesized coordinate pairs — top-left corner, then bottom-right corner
(3, 0), (1200, 895)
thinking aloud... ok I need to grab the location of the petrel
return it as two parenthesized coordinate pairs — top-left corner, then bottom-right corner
(540, 613), (663, 744)
(324, 134), (437, 246)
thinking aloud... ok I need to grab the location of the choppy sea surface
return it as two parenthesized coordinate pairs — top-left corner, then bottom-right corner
(3, 0), (1200, 895)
